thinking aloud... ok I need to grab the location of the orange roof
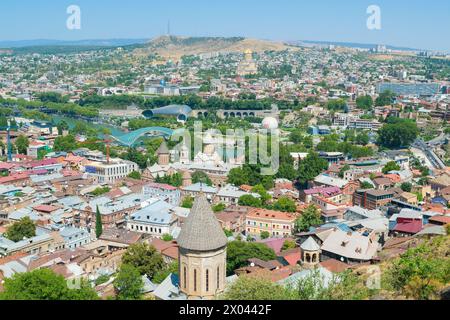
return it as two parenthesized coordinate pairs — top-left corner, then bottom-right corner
(429, 215), (450, 225)
(240, 185), (253, 192)
(33, 205), (59, 213)
(245, 267), (293, 282)
(320, 259), (350, 273)
(384, 174), (401, 184)
(0, 173), (29, 184)
(247, 208), (296, 222)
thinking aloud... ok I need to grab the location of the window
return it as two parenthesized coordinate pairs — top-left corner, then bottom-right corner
(183, 267), (187, 289)
(206, 270), (209, 292)
(194, 269), (197, 292)
(217, 266), (220, 290)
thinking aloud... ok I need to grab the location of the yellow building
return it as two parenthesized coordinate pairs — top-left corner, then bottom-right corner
(245, 208), (296, 238)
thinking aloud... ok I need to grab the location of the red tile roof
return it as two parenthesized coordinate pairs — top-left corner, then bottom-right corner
(394, 220), (423, 234)
(0, 173), (30, 184)
(278, 249), (301, 266)
(33, 205), (60, 213)
(145, 182), (178, 191)
(320, 259), (350, 273)
(429, 215), (450, 225)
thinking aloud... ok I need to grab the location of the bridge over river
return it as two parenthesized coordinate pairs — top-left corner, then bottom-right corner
(110, 127), (174, 147)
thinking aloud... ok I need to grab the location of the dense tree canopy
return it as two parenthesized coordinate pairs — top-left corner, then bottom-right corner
(295, 205), (322, 233)
(15, 135), (29, 155)
(0, 269), (98, 300)
(113, 264), (144, 300)
(375, 90), (396, 106)
(356, 95), (374, 110)
(377, 118), (419, 149)
(5, 217), (36, 242)
(297, 153), (329, 188)
(272, 196), (297, 213)
(226, 241), (277, 275)
(121, 243), (165, 278)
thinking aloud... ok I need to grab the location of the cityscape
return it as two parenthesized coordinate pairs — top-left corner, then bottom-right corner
(0, 0), (449, 309)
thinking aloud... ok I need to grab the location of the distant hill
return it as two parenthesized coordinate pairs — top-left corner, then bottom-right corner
(0, 38), (148, 48)
(134, 35), (296, 61)
(289, 40), (420, 52)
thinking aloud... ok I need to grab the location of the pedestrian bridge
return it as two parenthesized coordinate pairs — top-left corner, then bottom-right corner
(111, 127), (174, 147)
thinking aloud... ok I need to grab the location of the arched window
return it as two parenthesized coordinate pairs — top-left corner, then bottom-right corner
(217, 266), (220, 290)
(194, 269), (197, 292)
(183, 267), (187, 289)
(206, 270), (209, 292)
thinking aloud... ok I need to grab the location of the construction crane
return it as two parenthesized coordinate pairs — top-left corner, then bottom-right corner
(79, 136), (113, 164)
(0, 120), (19, 162)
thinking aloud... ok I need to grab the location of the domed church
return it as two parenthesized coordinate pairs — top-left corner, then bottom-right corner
(177, 193), (228, 299)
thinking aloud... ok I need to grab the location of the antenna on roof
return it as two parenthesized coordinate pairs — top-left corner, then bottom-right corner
(167, 19), (171, 37)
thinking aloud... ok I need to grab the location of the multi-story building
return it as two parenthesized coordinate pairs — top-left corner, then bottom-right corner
(83, 159), (139, 184)
(245, 208), (296, 238)
(126, 199), (178, 239)
(353, 189), (394, 210)
(59, 226), (92, 249)
(142, 183), (181, 206)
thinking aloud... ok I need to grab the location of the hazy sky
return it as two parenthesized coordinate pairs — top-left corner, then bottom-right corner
(0, 0), (449, 51)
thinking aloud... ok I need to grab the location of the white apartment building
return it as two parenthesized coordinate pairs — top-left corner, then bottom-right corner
(83, 159), (139, 184)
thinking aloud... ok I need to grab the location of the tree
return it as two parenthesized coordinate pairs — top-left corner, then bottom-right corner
(122, 243), (165, 278)
(339, 164), (351, 179)
(251, 184), (272, 205)
(295, 205), (322, 233)
(260, 231), (270, 240)
(212, 203), (226, 213)
(292, 269), (370, 300)
(289, 130), (304, 144)
(152, 262), (179, 285)
(273, 196), (297, 213)
(377, 118), (419, 149)
(355, 132), (370, 146)
(53, 135), (77, 152)
(382, 161), (401, 174)
(161, 234), (174, 242)
(401, 182), (413, 193)
(0, 269), (98, 300)
(356, 95), (374, 110)
(191, 171), (213, 186)
(297, 153), (329, 188)
(114, 264), (144, 300)
(6, 217), (36, 242)
(181, 196), (194, 209)
(95, 206), (103, 239)
(375, 90), (396, 106)
(127, 171), (141, 180)
(226, 241), (277, 275)
(326, 99), (347, 111)
(238, 195), (262, 208)
(360, 181), (375, 189)
(282, 240), (297, 251)
(56, 120), (69, 135)
(385, 237), (449, 300)
(122, 148), (148, 169)
(15, 135), (29, 155)
(221, 276), (292, 300)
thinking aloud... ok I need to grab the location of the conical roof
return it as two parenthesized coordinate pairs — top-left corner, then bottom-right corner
(157, 141), (169, 155)
(301, 237), (321, 251)
(177, 194), (227, 252)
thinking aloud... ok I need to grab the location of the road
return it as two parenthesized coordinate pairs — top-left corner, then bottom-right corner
(412, 139), (447, 170)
